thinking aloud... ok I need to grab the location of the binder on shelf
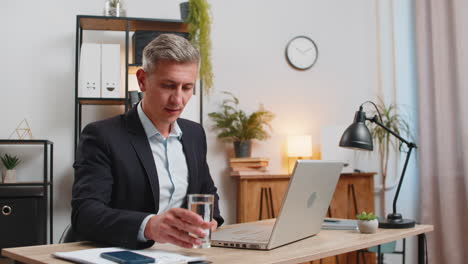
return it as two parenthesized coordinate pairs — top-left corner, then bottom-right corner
(78, 43), (101, 98)
(101, 44), (121, 98)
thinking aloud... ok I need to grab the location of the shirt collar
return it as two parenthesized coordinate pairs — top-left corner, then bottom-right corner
(137, 103), (183, 139)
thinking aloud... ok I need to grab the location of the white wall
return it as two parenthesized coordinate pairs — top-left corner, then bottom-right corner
(1, 1), (418, 263)
(207, 0), (380, 223)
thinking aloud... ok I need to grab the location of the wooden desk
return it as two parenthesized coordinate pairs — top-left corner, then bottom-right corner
(1, 224), (433, 264)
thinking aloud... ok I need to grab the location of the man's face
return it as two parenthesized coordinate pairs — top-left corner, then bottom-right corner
(137, 60), (198, 127)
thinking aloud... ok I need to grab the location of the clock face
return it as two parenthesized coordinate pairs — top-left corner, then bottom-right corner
(286, 36), (318, 70)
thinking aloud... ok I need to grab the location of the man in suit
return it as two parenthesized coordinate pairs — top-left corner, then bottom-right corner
(72, 34), (223, 249)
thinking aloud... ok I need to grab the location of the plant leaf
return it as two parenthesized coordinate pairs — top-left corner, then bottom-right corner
(208, 92), (275, 142)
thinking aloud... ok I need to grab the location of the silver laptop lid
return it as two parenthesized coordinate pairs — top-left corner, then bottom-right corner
(268, 160), (343, 249)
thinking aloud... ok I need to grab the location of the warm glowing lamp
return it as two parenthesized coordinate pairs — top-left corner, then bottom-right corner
(287, 135), (312, 173)
(287, 135), (312, 157)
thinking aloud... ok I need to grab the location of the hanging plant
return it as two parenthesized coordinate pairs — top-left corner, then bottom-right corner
(184, 0), (213, 93)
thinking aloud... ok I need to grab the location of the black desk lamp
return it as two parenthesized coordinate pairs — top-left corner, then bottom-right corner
(339, 102), (417, 228)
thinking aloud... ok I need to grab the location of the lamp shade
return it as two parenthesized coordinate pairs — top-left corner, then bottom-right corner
(339, 110), (373, 151)
(287, 135), (312, 157)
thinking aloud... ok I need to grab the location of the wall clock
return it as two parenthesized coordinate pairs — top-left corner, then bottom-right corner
(285, 36), (318, 70)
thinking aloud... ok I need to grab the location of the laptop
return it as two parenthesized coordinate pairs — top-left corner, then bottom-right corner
(211, 160), (344, 250)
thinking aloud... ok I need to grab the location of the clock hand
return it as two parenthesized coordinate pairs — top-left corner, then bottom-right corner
(295, 47), (305, 54)
(303, 47), (314, 53)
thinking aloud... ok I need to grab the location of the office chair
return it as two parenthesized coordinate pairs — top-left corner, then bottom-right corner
(59, 224), (81, 243)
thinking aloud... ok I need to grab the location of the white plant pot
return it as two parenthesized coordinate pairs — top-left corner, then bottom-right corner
(357, 219), (378, 233)
(3, 170), (17, 183)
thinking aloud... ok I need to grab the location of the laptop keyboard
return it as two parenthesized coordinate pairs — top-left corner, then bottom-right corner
(229, 225), (272, 242)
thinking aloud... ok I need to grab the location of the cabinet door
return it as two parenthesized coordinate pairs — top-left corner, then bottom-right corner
(325, 174), (375, 264)
(0, 197), (46, 248)
(237, 178), (290, 223)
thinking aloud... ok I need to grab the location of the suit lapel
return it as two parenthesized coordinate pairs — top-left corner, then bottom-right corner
(179, 120), (196, 196)
(125, 107), (160, 212)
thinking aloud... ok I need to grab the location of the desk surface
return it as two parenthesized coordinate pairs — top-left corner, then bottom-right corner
(2, 224), (433, 264)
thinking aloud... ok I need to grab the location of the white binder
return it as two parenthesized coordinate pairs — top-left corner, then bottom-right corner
(101, 44), (121, 98)
(78, 43), (101, 98)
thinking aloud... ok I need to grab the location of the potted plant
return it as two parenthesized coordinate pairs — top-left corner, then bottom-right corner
(181, 0), (213, 93)
(356, 211), (378, 233)
(208, 92), (275, 157)
(369, 99), (410, 216)
(1, 154), (21, 183)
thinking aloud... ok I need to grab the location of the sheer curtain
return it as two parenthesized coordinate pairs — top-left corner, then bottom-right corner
(415, 0), (468, 263)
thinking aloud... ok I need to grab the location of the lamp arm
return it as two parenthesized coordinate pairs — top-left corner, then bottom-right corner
(368, 115), (416, 148)
(391, 144), (414, 215)
(367, 115), (418, 216)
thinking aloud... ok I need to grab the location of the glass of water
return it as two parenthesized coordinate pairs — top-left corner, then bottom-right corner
(188, 194), (214, 248)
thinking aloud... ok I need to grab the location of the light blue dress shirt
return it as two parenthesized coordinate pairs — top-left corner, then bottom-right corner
(136, 103), (189, 241)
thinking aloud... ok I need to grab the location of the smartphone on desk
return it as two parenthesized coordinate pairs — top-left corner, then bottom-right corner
(100, 251), (155, 264)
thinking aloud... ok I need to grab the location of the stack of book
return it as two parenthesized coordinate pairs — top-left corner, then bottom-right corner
(229, 157), (269, 172)
(321, 218), (358, 230)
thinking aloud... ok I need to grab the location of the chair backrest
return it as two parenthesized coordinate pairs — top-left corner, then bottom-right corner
(59, 224), (81, 243)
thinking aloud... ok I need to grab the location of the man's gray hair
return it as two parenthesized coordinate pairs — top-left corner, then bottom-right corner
(142, 33), (200, 72)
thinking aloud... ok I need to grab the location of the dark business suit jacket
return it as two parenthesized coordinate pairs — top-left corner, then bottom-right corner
(71, 106), (223, 249)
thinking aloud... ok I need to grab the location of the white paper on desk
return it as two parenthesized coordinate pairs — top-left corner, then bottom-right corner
(53, 247), (205, 264)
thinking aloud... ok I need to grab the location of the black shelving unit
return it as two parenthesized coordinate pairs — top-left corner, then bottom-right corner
(74, 15), (203, 152)
(0, 139), (54, 248)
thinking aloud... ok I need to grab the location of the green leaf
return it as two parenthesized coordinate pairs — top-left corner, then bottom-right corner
(208, 92), (275, 142)
(356, 211), (378, 220)
(187, 0), (213, 93)
(1, 154), (21, 170)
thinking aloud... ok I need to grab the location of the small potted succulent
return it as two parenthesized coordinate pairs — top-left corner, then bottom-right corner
(208, 92), (275, 158)
(356, 211), (379, 234)
(1, 154), (21, 183)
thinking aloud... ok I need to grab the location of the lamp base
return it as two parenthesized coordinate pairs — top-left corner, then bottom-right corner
(379, 213), (415, 229)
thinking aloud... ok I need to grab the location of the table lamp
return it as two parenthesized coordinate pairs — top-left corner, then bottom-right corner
(287, 135), (312, 173)
(339, 102), (417, 228)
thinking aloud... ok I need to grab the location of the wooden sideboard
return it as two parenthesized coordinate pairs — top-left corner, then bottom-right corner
(231, 171), (376, 264)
